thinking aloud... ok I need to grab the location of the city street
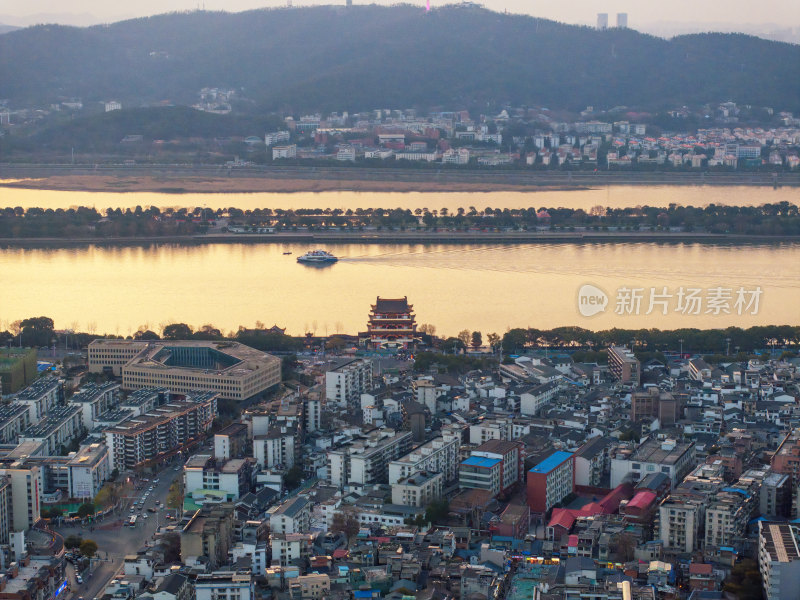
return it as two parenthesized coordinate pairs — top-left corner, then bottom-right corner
(55, 463), (184, 600)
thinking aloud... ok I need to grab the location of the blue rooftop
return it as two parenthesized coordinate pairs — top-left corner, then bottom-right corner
(462, 456), (502, 468)
(529, 451), (573, 474)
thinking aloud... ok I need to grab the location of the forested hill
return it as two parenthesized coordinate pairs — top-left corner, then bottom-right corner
(1, 4), (799, 112)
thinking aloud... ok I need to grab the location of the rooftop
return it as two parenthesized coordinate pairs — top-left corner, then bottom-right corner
(629, 438), (693, 465)
(462, 456), (502, 469)
(20, 405), (82, 439)
(529, 451), (573, 474)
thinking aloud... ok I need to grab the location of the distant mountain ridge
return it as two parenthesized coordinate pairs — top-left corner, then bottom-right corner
(1, 5), (798, 112)
(0, 23), (20, 34)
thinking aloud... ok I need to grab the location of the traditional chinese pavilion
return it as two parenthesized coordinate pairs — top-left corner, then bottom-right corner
(364, 296), (418, 349)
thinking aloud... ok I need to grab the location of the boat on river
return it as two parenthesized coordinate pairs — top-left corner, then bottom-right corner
(297, 249), (338, 264)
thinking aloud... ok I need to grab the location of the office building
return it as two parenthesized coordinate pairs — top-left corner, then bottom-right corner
(607, 346), (640, 387)
(527, 451), (574, 512)
(88, 340), (281, 401)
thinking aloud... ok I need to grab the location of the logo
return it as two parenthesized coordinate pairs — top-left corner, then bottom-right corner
(578, 284), (609, 317)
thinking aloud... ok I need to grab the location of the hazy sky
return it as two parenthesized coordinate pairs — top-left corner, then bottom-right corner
(2, 0), (798, 28)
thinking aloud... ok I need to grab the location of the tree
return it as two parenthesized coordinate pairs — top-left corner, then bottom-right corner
(424, 499), (450, 525)
(471, 331), (482, 349)
(487, 332), (500, 353)
(723, 559), (763, 600)
(64, 535), (83, 549)
(162, 323), (193, 339)
(133, 329), (159, 340)
(284, 465), (305, 490)
(441, 337), (465, 354)
(331, 507), (360, 541)
(79, 539), (98, 558)
(457, 329), (471, 347)
(76, 502), (95, 518)
(20, 316), (55, 347)
(162, 533), (181, 563)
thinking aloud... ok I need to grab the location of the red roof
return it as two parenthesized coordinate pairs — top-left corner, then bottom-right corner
(568, 535), (578, 547)
(627, 490), (657, 511)
(689, 563), (713, 575)
(332, 549), (349, 558)
(547, 508), (576, 531)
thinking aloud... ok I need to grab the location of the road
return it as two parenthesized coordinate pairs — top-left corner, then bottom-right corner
(55, 462), (184, 600)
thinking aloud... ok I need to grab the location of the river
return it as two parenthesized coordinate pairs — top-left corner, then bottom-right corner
(1, 241), (798, 337)
(1, 184), (798, 212)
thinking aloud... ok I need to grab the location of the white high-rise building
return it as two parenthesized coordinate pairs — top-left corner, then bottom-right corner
(597, 13), (608, 30)
(616, 13), (628, 28)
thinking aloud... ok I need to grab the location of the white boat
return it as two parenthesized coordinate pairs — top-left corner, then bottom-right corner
(297, 249), (338, 264)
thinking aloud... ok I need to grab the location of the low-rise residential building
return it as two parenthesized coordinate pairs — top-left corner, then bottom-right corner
(610, 438), (695, 489)
(195, 572), (253, 600)
(269, 496), (311, 534)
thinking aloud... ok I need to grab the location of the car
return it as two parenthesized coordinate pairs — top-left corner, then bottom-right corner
(155, 500), (160, 505)
(129, 507), (135, 512)
(142, 514), (148, 519)
(76, 576), (83, 584)
(153, 478), (160, 483)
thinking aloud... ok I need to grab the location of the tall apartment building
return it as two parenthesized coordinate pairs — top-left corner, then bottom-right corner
(0, 464), (42, 532)
(254, 430), (296, 470)
(391, 471), (443, 507)
(573, 436), (612, 487)
(704, 482), (757, 552)
(771, 429), (800, 517)
(105, 394), (218, 471)
(12, 377), (63, 423)
(467, 439), (524, 494)
(19, 405), (84, 455)
(181, 503), (236, 568)
(657, 494), (704, 554)
(69, 382), (120, 430)
(0, 405), (33, 445)
(327, 429), (413, 488)
(184, 455), (254, 502)
(630, 388), (678, 425)
(616, 13), (627, 28)
(269, 496), (311, 534)
(596, 13), (608, 29)
(759, 521), (800, 600)
(0, 348), (38, 394)
(89, 340), (281, 401)
(195, 572), (253, 600)
(325, 359), (373, 410)
(607, 346), (640, 387)
(527, 451), (574, 513)
(388, 435), (460, 485)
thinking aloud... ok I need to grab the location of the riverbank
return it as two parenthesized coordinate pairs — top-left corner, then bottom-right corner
(2, 230), (799, 248)
(1, 163), (798, 193)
